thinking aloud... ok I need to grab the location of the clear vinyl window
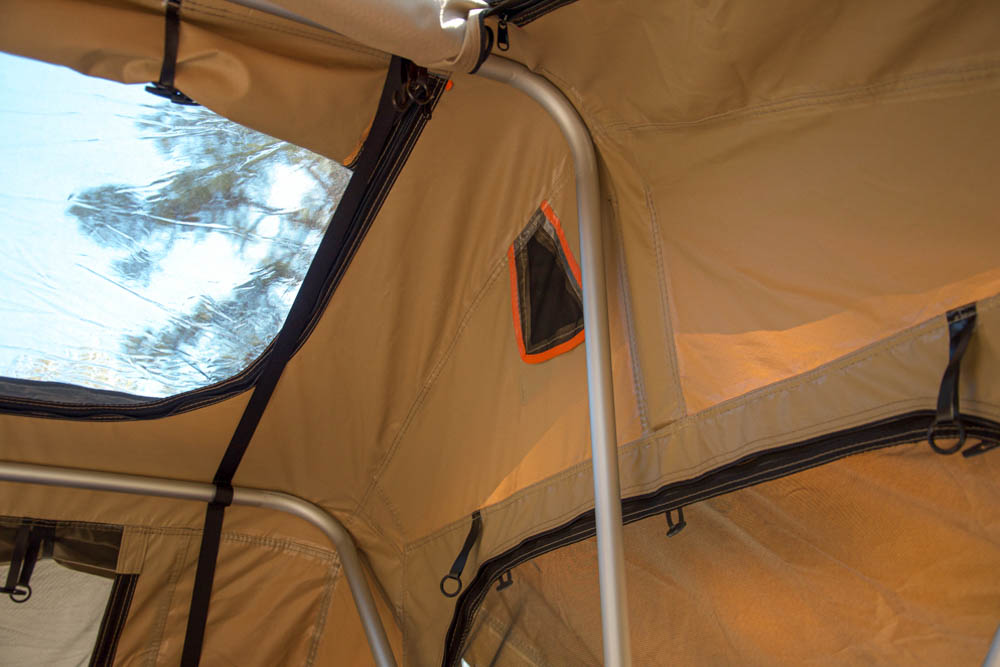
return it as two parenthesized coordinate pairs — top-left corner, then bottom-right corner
(0, 52), (352, 398)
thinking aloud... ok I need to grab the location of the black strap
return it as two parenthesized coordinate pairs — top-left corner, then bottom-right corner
(928, 303), (977, 454)
(440, 511), (483, 598)
(1, 523), (52, 603)
(145, 0), (198, 105)
(179, 486), (231, 667)
(1, 524), (31, 602)
(178, 57), (411, 666)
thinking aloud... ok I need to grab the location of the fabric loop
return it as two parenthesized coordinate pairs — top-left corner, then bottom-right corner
(440, 511), (483, 598)
(928, 303), (977, 455)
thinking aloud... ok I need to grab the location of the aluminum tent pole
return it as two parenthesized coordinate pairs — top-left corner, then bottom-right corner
(985, 624), (1000, 667)
(0, 460), (397, 667)
(475, 55), (632, 667)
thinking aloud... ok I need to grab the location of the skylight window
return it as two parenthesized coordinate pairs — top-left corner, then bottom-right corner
(0, 53), (352, 398)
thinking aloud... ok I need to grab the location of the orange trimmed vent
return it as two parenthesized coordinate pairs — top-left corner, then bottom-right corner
(507, 201), (585, 363)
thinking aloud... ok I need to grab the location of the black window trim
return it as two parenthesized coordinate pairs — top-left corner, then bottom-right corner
(0, 59), (446, 421)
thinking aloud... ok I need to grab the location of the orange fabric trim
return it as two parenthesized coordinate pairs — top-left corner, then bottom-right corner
(507, 201), (586, 364)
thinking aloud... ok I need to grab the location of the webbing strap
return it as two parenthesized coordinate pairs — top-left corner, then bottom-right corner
(440, 511), (483, 598)
(179, 488), (230, 667)
(928, 303), (977, 455)
(177, 57), (409, 666)
(145, 0), (198, 105)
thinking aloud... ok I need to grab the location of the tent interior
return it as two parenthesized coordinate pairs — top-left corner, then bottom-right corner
(1, 0), (999, 664)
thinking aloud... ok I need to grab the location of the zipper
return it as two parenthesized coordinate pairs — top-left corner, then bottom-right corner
(0, 64), (446, 422)
(441, 410), (1000, 665)
(486, 0), (579, 27)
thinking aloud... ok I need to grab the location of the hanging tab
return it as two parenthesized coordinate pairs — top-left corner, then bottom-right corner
(665, 507), (686, 537)
(0, 523), (52, 603)
(1, 524), (31, 602)
(145, 0), (199, 106)
(496, 569), (513, 592)
(928, 303), (977, 455)
(440, 511), (483, 598)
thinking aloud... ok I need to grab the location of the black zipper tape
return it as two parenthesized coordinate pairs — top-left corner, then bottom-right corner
(486, 0), (579, 27)
(178, 58), (444, 667)
(441, 410), (1000, 665)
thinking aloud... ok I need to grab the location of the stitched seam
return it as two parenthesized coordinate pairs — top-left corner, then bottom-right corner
(613, 60), (1000, 131)
(405, 291), (1000, 551)
(480, 611), (550, 666)
(183, 0), (387, 58)
(356, 171), (573, 531)
(363, 254), (504, 533)
(401, 548), (408, 665)
(486, 429), (929, 568)
(305, 559), (341, 667)
(611, 185), (649, 433)
(374, 482), (407, 538)
(644, 185), (686, 422)
(144, 534), (192, 667)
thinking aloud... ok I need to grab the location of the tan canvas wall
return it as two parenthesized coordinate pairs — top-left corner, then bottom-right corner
(463, 443), (1000, 665)
(2, 0), (1000, 664)
(0, 0), (388, 163)
(503, 0), (1000, 426)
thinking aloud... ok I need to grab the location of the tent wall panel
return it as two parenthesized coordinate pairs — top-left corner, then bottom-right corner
(2, 0), (1000, 664)
(0, 0), (387, 163)
(464, 443), (1000, 666)
(419, 293), (1000, 664)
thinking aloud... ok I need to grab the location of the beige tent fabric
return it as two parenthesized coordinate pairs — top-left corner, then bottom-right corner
(509, 0), (1000, 427)
(463, 443), (1000, 666)
(0, 0), (389, 163)
(404, 294), (1000, 664)
(1, 0), (1000, 664)
(272, 0), (488, 72)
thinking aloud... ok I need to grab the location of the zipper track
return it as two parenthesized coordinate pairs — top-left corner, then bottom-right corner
(486, 0), (579, 26)
(0, 70), (445, 422)
(441, 410), (1000, 665)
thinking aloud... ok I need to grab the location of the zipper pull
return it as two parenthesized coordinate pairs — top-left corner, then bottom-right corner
(665, 506), (687, 537)
(497, 15), (510, 51)
(496, 569), (514, 592)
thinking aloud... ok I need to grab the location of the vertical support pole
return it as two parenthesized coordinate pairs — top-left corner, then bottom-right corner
(475, 55), (632, 667)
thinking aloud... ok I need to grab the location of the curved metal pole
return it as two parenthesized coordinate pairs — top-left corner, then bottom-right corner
(475, 55), (632, 667)
(984, 624), (1000, 667)
(0, 460), (396, 667)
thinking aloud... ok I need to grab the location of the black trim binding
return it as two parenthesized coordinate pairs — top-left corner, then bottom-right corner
(90, 574), (139, 667)
(0, 62), (445, 422)
(178, 57), (444, 667)
(486, 0), (578, 27)
(441, 410), (1000, 665)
